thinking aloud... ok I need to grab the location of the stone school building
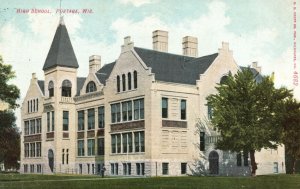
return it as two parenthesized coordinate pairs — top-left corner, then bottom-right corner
(20, 18), (285, 176)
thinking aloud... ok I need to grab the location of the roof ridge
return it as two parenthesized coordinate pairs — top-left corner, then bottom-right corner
(134, 47), (195, 59)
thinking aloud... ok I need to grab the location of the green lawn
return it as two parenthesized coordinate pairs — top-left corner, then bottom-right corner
(0, 174), (300, 189)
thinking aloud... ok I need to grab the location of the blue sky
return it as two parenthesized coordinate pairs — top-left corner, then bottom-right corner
(0, 0), (298, 127)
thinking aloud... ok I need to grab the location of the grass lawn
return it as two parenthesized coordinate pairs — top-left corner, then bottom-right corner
(0, 174), (300, 189)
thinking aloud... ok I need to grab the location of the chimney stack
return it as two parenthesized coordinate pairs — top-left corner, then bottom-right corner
(252, 62), (261, 73)
(182, 36), (198, 57)
(89, 55), (101, 74)
(153, 30), (168, 52)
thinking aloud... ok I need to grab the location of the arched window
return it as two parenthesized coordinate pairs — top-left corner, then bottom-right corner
(133, 71), (137, 89)
(128, 72), (132, 90)
(117, 76), (120, 92)
(48, 81), (54, 97)
(122, 74), (126, 91)
(62, 79), (72, 97)
(86, 81), (97, 93)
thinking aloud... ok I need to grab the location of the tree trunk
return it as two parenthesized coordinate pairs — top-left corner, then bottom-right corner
(250, 150), (257, 176)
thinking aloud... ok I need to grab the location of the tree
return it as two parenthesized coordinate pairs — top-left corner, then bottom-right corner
(206, 68), (291, 176)
(0, 55), (20, 170)
(0, 55), (20, 109)
(281, 98), (300, 174)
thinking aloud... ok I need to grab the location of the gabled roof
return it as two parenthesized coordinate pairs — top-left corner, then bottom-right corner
(96, 62), (116, 85)
(37, 80), (44, 95)
(76, 77), (86, 96)
(43, 18), (79, 71)
(134, 47), (218, 85)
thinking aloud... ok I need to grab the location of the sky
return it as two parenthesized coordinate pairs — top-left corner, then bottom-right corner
(0, 0), (299, 128)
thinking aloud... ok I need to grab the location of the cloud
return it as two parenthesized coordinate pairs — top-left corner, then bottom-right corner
(118, 0), (154, 7)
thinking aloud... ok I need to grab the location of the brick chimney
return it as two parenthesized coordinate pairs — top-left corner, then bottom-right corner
(153, 30), (168, 52)
(182, 36), (198, 57)
(252, 62), (261, 73)
(89, 55), (101, 73)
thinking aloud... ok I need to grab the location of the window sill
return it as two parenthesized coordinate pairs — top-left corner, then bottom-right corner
(110, 152), (145, 156)
(110, 119), (145, 125)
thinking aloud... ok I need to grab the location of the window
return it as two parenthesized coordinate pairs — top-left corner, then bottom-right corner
(30, 120), (35, 134)
(208, 103), (213, 120)
(111, 163), (118, 175)
(87, 163), (90, 174)
(48, 81), (54, 97)
(122, 102), (128, 121)
(134, 99), (144, 120)
(97, 138), (104, 155)
(37, 164), (41, 173)
(88, 139), (95, 156)
(111, 134), (121, 154)
(128, 72), (132, 90)
(98, 106), (105, 128)
(111, 134), (116, 153)
(133, 71), (137, 89)
(243, 151), (249, 166)
(63, 111), (69, 131)
(62, 149), (65, 164)
(117, 76), (120, 92)
(181, 100), (186, 120)
(86, 81), (97, 93)
(78, 110), (84, 131)
(30, 164), (34, 173)
(27, 101), (29, 113)
(66, 149), (69, 164)
(117, 134), (121, 153)
(77, 140), (84, 156)
(273, 162), (279, 173)
(88, 109), (95, 130)
(47, 112), (50, 132)
(122, 133), (128, 153)
(237, 152), (242, 166)
(111, 103), (121, 123)
(25, 143), (29, 157)
(30, 143), (35, 157)
(33, 99), (35, 112)
(162, 163), (169, 175)
(136, 163), (145, 175)
(92, 164), (95, 174)
(24, 164), (28, 173)
(200, 132), (205, 151)
(128, 101), (132, 121)
(36, 99), (38, 112)
(51, 111), (55, 131)
(123, 163), (131, 175)
(61, 79), (72, 97)
(122, 74), (126, 91)
(36, 142), (41, 157)
(25, 121), (29, 135)
(181, 163), (187, 174)
(116, 104), (121, 122)
(128, 133), (133, 153)
(134, 131), (145, 153)
(162, 98), (168, 118)
(36, 118), (41, 134)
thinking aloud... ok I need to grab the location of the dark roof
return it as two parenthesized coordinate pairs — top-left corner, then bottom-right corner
(43, 18), (79, 71)
(37, 80), (44, 95)
(96, 62), (116, 85)
(134, 47), (218, 85)
(76, 77), (86, 96)
(240, 66), (263, 83)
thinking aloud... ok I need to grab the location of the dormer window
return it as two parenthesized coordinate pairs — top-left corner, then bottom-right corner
(86, 81), (96, 93)
(48, 81), (54, 97)
(62, 80), (72, 97)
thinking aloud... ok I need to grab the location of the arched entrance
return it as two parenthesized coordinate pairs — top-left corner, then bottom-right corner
(48, 149), (54, 173)
(209, 151), (219, 175)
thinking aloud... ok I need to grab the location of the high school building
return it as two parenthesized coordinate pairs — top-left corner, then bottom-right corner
(20, 18), (285, 176)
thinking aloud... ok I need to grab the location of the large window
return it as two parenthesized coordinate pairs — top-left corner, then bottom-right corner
(30, 143), (35, 157)
(88, 109), (95, 130)
(133, 71), (137, 89)
(111, 134), (121, 153)
(181, 100), (186, 120)
(122, 74), (126, 91)
(24, 143), (29, 157)
(111, 99), (143, 123)
(24, 121), (29, 135)
(87, 139), (95, 156)
(122, 102), (128, 122)
(78, 110), (84, 131)
(122, 132), (133, 153)
(200, 132), (205, 151)
(48, 81), (54, 97)
(97, 138), (104, 155)
(117, 76), (120, 92)
(162, 98), (168, 118)
(162, 163), (169, 175)
(63, 111), (69, 131)
(134, 131), (145, 153)
(61, 79), (72, 97)
(77, 140), (84, 156)
(36, 118), (41, 133)
(128, 72), (132, 90)
(30, 120), (35, 134)
(98, 106), (105, 128)
(134, 99), (144, 120)
(86, 81), (97, 93)
(36, 142), (41, 157)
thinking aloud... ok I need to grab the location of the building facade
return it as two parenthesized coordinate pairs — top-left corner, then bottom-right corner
(20, 18), (285, 176)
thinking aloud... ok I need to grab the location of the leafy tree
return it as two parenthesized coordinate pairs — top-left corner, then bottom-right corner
(0, 110), (20, 170)
(207, 68), (291, 176)
(281, 98), (300, 174)
(0, 55), (20, 109)
(0, 55), (20, 170)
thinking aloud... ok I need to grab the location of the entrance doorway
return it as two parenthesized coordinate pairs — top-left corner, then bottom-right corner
(48, 149), (54, 173)
(209, 151), (219, 175)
